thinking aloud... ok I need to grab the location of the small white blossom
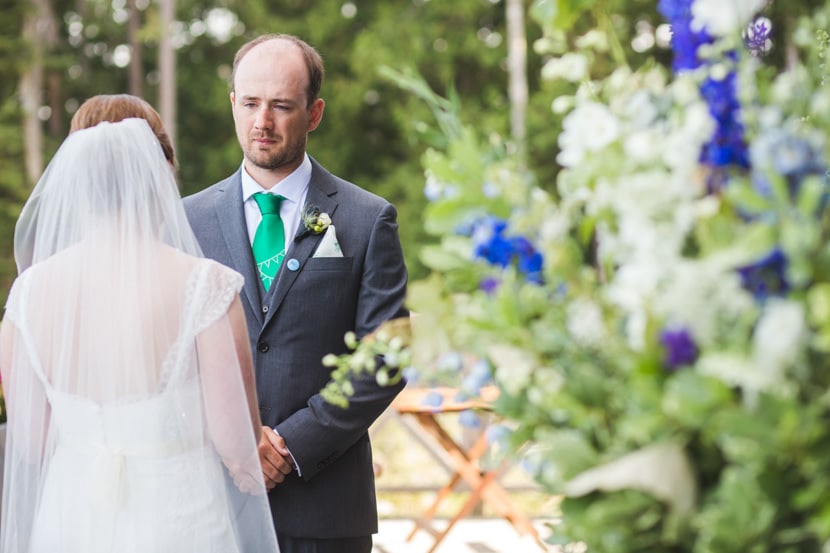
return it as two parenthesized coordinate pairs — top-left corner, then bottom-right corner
(541, 53), (589, 83)
(752, 299), (805, 386)
(488, 344), (536, 396)
(566, 298), (607, 347)
(691, 0), (766, 38)
(557, 102), (621, 167)
(624, 130), (659, 163)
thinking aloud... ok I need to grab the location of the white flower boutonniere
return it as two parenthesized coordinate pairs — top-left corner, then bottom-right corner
(301, 204), (331, 235)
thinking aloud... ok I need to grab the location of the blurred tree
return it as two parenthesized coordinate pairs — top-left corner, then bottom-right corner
(0, 0), (29, 299)
(2, 0), (820, 297)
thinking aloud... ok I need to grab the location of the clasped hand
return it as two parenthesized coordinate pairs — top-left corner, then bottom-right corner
(258, 426), (295, 490)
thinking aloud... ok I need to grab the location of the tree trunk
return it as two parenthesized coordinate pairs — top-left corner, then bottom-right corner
(128, 0), (143, 97)
(505, 0), (528, 167)
(158, 0), (176, 148)
(21, 0), (58, 186)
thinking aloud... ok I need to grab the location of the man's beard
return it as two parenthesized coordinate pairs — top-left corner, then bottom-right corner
(245, 136), (306, 171)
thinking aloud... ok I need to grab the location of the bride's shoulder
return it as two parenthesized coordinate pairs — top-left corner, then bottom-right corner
(181, 256), (243, 295)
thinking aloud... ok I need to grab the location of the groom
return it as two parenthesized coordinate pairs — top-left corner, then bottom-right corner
(184, 34), (408, 553)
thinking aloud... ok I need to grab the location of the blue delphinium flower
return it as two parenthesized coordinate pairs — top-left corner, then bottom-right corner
(402, 366), (420, 385)
(512, 236), (544, 284)
(657, 0), (713, 72)
(459, 409), (483, 429)
(421, 390), (445, 410)
(472, 216), (513, 267)
(480, 276), (501, 294)
(471, 216), (545, 284)
(659, 0), (749, 188)
(698, 64), (750, 178)
(486, 423), (512, 447)
(437, 351), (464, 372)
(748, 128), (829, 213)
(736, 248), (790, 301)
(659, 326), (699, 370)
(461, 358), (492, 395)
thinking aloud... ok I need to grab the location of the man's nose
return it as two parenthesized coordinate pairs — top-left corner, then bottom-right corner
(253, 106), (273, 129)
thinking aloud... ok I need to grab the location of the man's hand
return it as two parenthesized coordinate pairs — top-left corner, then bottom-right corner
(258, 426), (295, 490)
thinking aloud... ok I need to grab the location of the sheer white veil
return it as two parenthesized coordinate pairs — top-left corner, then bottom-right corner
(1, 119), (279, 553)
(13, 117), (202, 270)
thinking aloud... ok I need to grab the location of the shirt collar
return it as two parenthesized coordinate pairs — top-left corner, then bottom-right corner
(240, 154), (311, 206)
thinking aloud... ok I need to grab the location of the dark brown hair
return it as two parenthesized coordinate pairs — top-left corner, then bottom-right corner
(231, 34), (324, 108)
(70, 94), (176, 167)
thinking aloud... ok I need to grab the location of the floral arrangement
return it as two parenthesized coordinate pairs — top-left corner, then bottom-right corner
(301, 204), (331, 235)
(326, 0), (830, 550)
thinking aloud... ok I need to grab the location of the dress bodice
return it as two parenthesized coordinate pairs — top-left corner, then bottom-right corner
(45, 379), (204, 456)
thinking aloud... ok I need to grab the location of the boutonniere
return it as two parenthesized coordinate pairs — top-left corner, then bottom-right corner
(301, 204), (331, 235)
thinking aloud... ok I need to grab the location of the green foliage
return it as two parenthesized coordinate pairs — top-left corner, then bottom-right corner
(320, 321), (410, 409)
(326, 1), (830, 550)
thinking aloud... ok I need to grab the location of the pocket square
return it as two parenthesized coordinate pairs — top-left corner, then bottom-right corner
(313, 225), (343, 258)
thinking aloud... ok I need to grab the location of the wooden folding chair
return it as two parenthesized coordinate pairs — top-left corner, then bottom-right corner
(392, 387), (547, 552)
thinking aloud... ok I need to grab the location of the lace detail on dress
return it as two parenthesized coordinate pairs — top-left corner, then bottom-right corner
(157, 259), (243, 389)
(6, 260), (244, 396)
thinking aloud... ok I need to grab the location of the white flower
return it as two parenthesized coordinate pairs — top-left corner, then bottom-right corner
(697, 299), (804, 399)
(691, 0), (766, 38)
(623, 130), (659, 163)
(564, 442), (697, 514)
(622, 90), (659, 129)
(541, 53), (589, 83)
(557, 102), (621, 167)
(655, 260), (753, 345)
(566, 298), (607, 347)
(663, 103), (715, 172)
(574, 29), (609, 51)
(488, 344), (536, 396)
(670, 75), (702, 105)
(551, 95), (574, 114)
(752, 299), (805, 385)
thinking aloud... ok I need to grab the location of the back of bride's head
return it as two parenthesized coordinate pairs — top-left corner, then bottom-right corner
(14, 118), (201, 272)
(70, 94), (176, 168)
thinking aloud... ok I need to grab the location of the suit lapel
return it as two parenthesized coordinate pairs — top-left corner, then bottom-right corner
(214, 173), (264, 326)
(263, 162), (339, 327)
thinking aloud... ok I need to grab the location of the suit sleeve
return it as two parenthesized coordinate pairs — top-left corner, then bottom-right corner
(275, 202), (408, 481)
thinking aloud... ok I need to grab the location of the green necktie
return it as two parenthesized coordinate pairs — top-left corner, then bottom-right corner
(252, 192), (287, 291)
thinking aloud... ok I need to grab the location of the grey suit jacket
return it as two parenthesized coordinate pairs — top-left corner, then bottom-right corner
(183, 158), (408, 538)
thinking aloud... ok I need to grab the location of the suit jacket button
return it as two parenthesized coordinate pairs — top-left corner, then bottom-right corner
(258, 342), (269, 353)
(262, 305), (269, 313)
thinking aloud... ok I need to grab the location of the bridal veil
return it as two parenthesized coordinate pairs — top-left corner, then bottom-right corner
(0, 118), (279, 553)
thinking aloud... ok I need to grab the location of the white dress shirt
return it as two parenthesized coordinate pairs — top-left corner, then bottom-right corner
(241, 154), (312, 247)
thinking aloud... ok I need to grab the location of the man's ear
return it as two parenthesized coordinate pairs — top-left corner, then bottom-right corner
(308, 98), (325, 132)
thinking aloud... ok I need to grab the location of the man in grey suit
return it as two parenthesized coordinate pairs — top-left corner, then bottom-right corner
(183, 34), (407, 553)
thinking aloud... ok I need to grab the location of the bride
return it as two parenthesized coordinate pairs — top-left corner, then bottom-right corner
(0, 117), (280, 553)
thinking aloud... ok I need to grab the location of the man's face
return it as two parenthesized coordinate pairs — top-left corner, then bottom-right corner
(231, 40), (323, 184)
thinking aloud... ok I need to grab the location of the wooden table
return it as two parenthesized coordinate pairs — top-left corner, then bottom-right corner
(391, 386), (546, 552)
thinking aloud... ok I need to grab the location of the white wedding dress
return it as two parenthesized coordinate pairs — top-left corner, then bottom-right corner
(28, 381), (239, 553)
(1, 257), (276, 553)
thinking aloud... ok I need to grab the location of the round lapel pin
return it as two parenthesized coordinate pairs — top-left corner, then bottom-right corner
(286, 258), (300, 271)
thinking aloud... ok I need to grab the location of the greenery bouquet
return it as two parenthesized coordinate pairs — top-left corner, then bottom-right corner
(324, 0), (830, 550)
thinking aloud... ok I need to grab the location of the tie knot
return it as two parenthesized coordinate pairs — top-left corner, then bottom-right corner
(253, 192), (286, 215)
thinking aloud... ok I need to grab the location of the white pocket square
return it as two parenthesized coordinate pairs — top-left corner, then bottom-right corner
(313, 225), (343, 258)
